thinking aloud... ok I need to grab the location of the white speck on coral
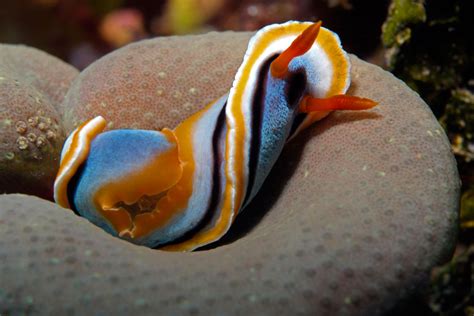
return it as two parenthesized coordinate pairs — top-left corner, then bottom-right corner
(1, 119), (12, 128)
(158, 71), (167, 79)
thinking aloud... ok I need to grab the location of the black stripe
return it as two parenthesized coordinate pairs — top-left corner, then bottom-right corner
(285, 71), (307, 108)
(243, 57), (307, 205)
(288, 113), (306, 137)
(161, 103), (227, 249)
(243, 56), (275, 206)
(287, 72), (307, 137)
(66, 162), (84, 215)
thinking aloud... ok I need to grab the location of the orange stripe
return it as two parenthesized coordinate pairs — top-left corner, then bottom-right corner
(93, 129), (184, 238)
(127, 107), (205, 238)
(318, 28), (349, 97)
(55, 118), (106, 208)
(298, 27), (350, 131)
(131, 103), (217, 238)
(94, 101), (218, 240)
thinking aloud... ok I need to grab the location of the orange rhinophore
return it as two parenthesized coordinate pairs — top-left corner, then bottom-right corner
(270, 21), (322, 78)
(299, 95), (378, 112)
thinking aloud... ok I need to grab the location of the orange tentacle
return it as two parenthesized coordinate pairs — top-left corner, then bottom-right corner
(299, 95), (378, 112)
(270, 21), (322, 79)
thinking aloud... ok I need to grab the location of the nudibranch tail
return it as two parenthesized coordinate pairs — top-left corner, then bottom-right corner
(270, 21), (322, 79)
(299, 95), (378, 112)
(54, 95), (229, 249)
(54, 116), (106, 209)
(92, 128), (184, 240)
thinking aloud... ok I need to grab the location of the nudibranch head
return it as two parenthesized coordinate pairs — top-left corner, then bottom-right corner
(54, 21), (376, 251)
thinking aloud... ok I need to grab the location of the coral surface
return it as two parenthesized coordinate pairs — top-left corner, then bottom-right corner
(61, 31), (253, 133)
(0, 44), (78, 199)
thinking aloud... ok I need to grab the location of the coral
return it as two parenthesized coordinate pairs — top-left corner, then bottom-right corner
(0, 44), (78, 199)
(2, 50), (460, 315)
(61, 31), (253, 133)
(99, 9), (146, 48)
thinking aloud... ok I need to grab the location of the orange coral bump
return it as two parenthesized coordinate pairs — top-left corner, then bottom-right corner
(270, 21), (322, 78)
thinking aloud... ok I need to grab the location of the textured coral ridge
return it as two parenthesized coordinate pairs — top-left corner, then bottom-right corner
(62, 31), (253, 133)
(0, 44), (79, 199)
(0, 56), (460, 315)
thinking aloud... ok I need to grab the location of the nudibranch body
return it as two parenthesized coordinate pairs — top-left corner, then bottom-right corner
(54, 21), (376, 251)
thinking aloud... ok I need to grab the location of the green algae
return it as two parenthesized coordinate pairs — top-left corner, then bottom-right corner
(382, 0), (426, 50)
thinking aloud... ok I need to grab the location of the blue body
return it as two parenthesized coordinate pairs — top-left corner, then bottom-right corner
(245, 72), (303, 204)
(71, 130), (175, 236)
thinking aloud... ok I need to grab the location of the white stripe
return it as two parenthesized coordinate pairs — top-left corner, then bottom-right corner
(54, 116), (106, 204)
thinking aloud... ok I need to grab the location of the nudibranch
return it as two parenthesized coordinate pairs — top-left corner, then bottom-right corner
(54, 21), (377, 251)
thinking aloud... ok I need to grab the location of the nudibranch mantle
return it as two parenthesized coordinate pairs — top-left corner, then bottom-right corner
(54, 21), (377, 251)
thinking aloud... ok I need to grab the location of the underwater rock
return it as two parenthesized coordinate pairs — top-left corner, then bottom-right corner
(381, 0), (474, 142)
(61, 31), (253, 134)
(382, 0), (473, 127)
(382, 0), (473, 275)
(0, 54), (460, 315)
(440, 89), (474, 165)
(0, 44), (78, 199)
